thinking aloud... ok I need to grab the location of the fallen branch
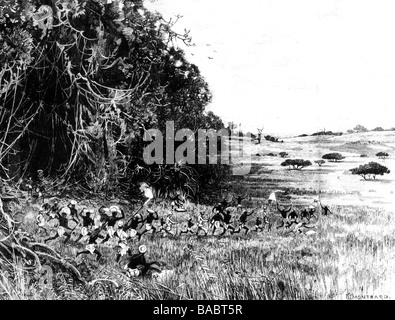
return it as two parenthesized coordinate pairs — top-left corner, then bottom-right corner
(35, 251), (84, 283)
(30, 242), (63, 260)
(11, 243), (42, 270)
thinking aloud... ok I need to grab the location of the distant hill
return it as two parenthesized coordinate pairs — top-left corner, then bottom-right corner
(311, 131), (343, 136)
(264, 135), (284, 143)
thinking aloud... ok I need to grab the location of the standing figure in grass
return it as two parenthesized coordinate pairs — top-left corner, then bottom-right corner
(76, 228), (105, 261)
(46, 204), (59, 224)
(210, 209), (224, 235)
(212, 196), (229, 216)
(157, 216), (167, 234)
(180, 216), (195, 235)
(160, 212), (177, 237)
(276, 202), (292, 219)
(320, 202), (332, 216)
(221, 209), (236, 235)
(233, 210), (255, 235)
(44, 210), (73, 243)
(50, 200), (60, 215)
(115, 220), (128, 242)
(260, 205), (272, 231)
(233, 194), (247, 212)
(93, 212), (102, 230)
(285, 205), (299, 228)
(196, 211), (208, 236)
(253, 215), (264, 232)
(308, 204), (317, 220)
(300, 208), (310, 221)
(124, 182), (154, 234)
(68, 200), (79, 222)
(115, 220), (129, 259)
(73, 209), (95, 242)
(275, 202), (293, 229)
(95, 206), (110, 228)
(36, 208), (48, 235)
(220, 197), (231, 211)
(101, 206), (125, 243)
(287, 208), (298, 222)
(139, 182), (154, 206)
(212, 202), (225, 215)
(80, 209), (95, 229)
(138, 208), (159, 240)
(123, 210), (143, 240)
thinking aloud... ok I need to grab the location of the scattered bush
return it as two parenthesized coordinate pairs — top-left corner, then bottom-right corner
(322, 153), (345, 162)
(353, 125), (369, 132)
(311, 131), (342, 136)
(372, 127), (385, 132)
(350, 162), (390, 180)
(281, 159), (312, 170)
(376, 152), (389, 159)
(314, 160), (325, 167)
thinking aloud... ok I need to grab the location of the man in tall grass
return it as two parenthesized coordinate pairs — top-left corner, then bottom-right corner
(233, 194), (248, 212)
(44, 210), (73, 243)
(196, 211), (208, 236)
(320, 202), (332, 216)
(210, 209), (225, 235)
(76, 232), (104, 261)
(275, 202), (293, 229)
(233, 210), (254, 235)
(138, 208), (159, 240)
(140, 182), (154, 206)
(159, 212), (177, 237)
(253, 215), (265, 233)
(221, 209), (236, 235)
(180, 216), (196, 235)
(35, 207), (48, 236)
(72, 209), (95, 243)
(101, 206), (126, 243)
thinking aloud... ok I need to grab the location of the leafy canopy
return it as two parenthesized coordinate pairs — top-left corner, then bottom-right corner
(376, 152), (389, 159)
(281, 159), (312, 170)
(0, 0), (228, 200)
(350, 162), (390, 180)
(322, 153), (345, 162)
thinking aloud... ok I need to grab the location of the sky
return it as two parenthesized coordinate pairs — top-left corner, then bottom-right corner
(145, 0), (395, 136)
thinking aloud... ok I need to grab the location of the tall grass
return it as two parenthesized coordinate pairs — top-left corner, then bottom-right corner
(1, 204), (394, 300)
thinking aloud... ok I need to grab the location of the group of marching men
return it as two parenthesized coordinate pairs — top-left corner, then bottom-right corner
(180, 192), (332, 237)
(34, 199), (165, 276)
(33, 184), (332, 275)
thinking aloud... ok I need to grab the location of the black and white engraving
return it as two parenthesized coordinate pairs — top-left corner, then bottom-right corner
(0, 0), (394, 302)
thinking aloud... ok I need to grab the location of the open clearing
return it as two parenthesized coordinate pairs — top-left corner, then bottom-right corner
(231, 131), (395, 209)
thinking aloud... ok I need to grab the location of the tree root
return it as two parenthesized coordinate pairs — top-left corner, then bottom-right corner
(11, 243), (42, 270)
(34, 251), (84, 283)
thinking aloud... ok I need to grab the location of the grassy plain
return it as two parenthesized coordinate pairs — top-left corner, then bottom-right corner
(1, 131), (394, 300)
